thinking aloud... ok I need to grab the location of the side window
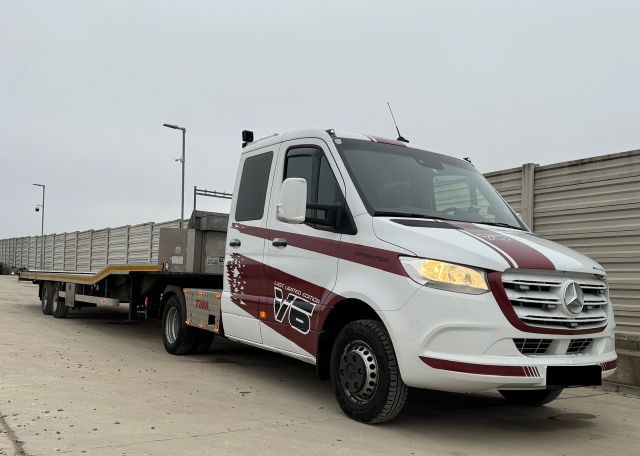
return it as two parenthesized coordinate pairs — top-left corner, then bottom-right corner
(235, 152), (273, 222)
(284, 147), (341, 228)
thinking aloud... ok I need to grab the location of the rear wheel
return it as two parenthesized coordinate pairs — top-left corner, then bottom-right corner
(51, 283), (68, 319)
(330, 320), (408, 424)
(41, 282), (53, 315)
(499, 388), (563, 406)
(162, 295), (197, 355)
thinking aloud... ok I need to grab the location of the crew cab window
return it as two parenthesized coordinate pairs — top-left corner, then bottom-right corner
(284, 147), (340, 228)
(235, 151), (273, 222)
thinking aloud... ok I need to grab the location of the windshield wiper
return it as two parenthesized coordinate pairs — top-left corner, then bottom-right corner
(476, 221), (526, 231)
(372, 211), (431, 218)
(372, 211), (460, 222)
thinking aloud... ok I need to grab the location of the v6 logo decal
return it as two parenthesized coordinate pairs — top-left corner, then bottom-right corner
(274, 287), (317, 334)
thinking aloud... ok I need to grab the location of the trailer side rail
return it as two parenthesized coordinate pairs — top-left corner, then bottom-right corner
(20, 264), (161, 285)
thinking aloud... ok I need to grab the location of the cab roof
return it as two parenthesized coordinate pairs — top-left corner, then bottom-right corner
(241, 129), (410, 153)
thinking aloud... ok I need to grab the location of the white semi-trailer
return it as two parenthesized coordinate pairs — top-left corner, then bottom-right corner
(20, 129), (618, 423)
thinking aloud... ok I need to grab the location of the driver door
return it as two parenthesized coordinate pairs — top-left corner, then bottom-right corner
(261, 138), (345, 358)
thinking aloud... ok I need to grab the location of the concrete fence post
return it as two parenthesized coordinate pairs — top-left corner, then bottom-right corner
(124, 226), (130, 264)
(62, 233), (67, 271)
(105, 229), (110, 266)
(74, 232), (79, 271)
(521, 163), (537, 230)
(88, 230), (93, 272)
(148, 223), (154, 263)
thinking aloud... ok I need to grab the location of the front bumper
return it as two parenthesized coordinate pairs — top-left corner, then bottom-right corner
(380, 285), (617, 393)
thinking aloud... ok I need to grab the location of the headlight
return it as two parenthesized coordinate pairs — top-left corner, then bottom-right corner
(400, 257), (489, 294)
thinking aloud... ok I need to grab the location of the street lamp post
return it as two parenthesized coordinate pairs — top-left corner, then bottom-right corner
(33, 183), (45, 269)
(163, 123), (186, 228)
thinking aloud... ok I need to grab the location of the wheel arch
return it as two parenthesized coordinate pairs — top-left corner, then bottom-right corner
(159, 285), (186, 321)
(316, 298), (383, 381)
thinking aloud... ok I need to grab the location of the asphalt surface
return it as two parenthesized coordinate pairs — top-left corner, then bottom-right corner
(0, 275), (638, 456)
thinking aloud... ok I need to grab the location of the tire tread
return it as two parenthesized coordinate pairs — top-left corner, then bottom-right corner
(331, 319), (408, 424)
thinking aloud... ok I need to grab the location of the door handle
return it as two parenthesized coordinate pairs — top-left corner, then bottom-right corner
(272, 238), (287, 248)
(229, 239), (241, 248)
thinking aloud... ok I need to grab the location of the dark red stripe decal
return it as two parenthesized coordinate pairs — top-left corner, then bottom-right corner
(232, 223), (407, 276)
(601, 360), (617, 371)
(420, 356), (531, 377)
(457, 228), (516, 268)
(450, 222), (555, 270)
(488, 271), (608, 335)
(337, 241), (407, 276)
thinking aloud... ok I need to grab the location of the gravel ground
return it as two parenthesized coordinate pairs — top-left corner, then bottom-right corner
(0, 275), (639, 455)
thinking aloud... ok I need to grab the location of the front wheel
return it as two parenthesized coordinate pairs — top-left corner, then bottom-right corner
(499, 388), (563, 406)
(330, 320), (408, 424)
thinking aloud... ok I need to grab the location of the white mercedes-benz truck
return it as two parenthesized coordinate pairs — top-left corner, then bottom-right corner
(22, 129), (617, 423)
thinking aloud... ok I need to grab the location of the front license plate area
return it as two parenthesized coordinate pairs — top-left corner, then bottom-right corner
(546, 365), (602, 388)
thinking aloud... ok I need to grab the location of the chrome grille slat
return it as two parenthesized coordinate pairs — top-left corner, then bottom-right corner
(502, 271), (609, 331)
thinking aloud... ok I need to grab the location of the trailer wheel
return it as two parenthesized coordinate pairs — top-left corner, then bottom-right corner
(162, 295), (197, 355)
(330, 319), (408, 424)
(499, 388), (563, 406)
(51, 283), (68, 319)
(41, 282), (54, 315)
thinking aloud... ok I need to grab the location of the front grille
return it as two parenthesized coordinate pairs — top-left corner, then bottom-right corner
(502, 271), (608, 331)
(514, 338), (552, 355)
(567, 338), (592, 354)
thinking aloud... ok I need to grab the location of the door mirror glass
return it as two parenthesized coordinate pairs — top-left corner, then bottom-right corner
(277, 178), (307, 224)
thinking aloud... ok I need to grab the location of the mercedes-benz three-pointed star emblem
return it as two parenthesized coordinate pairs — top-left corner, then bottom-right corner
(563, 281), (584, 314)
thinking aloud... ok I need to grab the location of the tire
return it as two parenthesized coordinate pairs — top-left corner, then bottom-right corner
(330, 319), (408, 424)
(41, 282), (53, 315)
(51, 283), (69, 319)
(162, 295), (198, 355)
(499, 388), (563, 406)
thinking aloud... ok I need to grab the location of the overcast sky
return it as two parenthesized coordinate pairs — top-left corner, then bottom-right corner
(1, 0), (639, 238)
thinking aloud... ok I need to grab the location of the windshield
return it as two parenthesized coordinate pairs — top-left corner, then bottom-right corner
(334, 138), (526, 230)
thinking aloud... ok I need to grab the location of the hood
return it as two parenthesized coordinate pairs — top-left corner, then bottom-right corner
(372, 217), (606, 276)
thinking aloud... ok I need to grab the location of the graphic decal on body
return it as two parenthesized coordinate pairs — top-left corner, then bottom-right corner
(600, 360), (618, 372)
(231, 223), (407, 276)
(226, 252), (341, 356)
(437, 221), (556, 270)
(232, 222), (556, 274)
(274, 285), (318, 334)
(420, 356), (540, 377)
(226, 252), (249, 307)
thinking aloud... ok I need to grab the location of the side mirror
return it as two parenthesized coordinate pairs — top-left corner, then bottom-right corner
(277, 178), (307, 224)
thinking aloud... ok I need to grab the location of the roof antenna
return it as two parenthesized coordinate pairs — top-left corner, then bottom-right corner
(387, 102), (409, 143)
